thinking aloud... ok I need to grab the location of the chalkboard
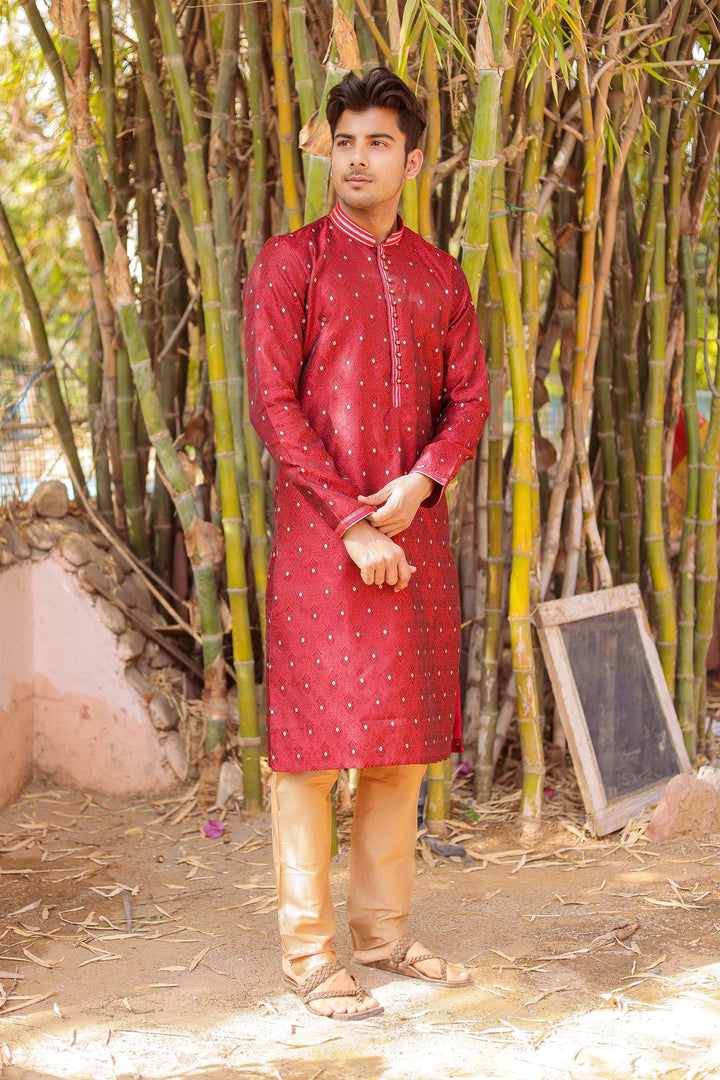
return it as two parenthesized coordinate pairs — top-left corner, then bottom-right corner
(535, 585), (692, 836)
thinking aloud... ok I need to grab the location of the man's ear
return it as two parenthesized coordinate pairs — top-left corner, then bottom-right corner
(405, 148), (423, 179)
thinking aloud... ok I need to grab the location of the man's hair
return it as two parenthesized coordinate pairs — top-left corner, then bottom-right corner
(326, 68), (426, 152)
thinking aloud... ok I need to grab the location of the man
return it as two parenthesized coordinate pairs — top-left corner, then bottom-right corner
(245, 68), (489, 1020)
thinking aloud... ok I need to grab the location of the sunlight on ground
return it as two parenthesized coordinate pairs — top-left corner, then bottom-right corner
(2, 961), (720, 1080)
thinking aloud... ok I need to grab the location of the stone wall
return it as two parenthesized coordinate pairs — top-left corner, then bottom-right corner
(0, 483), (198, 811)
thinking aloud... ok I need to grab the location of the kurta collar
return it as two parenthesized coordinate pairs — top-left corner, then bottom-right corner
(330, 203), (404, 248)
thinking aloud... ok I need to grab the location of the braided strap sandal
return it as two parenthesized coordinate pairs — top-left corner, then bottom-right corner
(283, 960), (384, 1021)
(357, 934), (473, 988)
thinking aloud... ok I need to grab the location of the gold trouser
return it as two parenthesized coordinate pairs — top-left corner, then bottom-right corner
(270, 764), (426, 979)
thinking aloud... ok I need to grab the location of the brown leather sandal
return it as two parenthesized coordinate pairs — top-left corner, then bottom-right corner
(356, 934), (474, 988)
(283, 960), (384, 1021)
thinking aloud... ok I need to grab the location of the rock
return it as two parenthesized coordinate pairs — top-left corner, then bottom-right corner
(30, 548), (49, 562)
(161, 731), (188, 781)
(149, 695), (178, 731)
(0, 546), (15, 567)
(25, 521), (58, 550)
(0, 523), (30, 560)
(58, 532), (100, 568)
(132, 609), (155, 632)
(118, 630), (146, 661)
(647, 773), (718, 843)
(109, 549), (130, 583)
(216, 760), (243, 807)
(77, 563), (116, 596)
(125, 665), (152, 700)
(697, 765), (720, 796)
(149, 647), (174, 669)
(31, 480), (69, 518)
(117, 573), (154, 614)
(143, 640), (160, 661)
(95, 596), (127, 635)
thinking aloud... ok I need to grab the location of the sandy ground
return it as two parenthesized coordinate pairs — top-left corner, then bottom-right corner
(1, 776), (720, 1080)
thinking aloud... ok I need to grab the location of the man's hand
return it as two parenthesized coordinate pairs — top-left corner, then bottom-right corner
(357, 473), (437, 537)
(342, 519), (416, 591)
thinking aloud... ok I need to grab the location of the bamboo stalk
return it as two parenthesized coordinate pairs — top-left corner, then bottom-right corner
(569, 4), (612, 590)
(302, 0), (357, 226)
(490, 156), (544, 823)
(675, 232), (700, 753)
(693, 231), (720, 738)
(272, 0), (304, 230)
(461, 2), (503, 304)
(87, 310), (113, 526)
(643, 206), (677, 691)
(417, 35), (439, 244)
(116, 342), (150, 560)
(474, 246), (505, 800)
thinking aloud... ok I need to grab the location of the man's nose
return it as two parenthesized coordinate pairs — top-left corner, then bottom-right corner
(349, 147), (367, 168)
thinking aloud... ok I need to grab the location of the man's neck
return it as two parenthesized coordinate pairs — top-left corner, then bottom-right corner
(336, 201), (400, 244)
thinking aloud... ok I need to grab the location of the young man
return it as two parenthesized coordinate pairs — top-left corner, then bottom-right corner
(245, 68), (489, 1020)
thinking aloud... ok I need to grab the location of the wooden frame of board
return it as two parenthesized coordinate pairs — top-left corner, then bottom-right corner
(534, 583), (692, 836)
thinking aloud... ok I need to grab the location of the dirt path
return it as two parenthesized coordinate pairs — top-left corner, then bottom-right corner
(1, 780), (719, 1080)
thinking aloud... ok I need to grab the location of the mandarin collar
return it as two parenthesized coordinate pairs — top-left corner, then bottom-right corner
(330, 203), (404, 248)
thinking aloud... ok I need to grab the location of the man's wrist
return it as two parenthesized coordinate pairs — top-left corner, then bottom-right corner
(408, 471), (437, 501)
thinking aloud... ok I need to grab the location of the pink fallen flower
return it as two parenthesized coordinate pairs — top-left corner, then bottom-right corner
(203, 818), (225, 838)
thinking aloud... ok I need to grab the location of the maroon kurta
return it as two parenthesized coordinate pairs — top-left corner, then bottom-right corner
(245, 205), (489, 772)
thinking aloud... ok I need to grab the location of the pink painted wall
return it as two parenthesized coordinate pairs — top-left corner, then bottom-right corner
(0, 563), (34, 808)
(0, 558), (178, 811)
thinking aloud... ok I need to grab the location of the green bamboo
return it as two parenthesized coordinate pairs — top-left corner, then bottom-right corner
(116, 343), (150, 560)
(210, 0), (251, 523)
(675, 232), (700, 753)
(303, 0), (357, 226)
(569, 8), (612, 590)
(595, 320), (619, 583)
(611, 179), (641, 583)
(693, 222), (720, 742)
(643, 206), (676, 692)
(96, 0), (121, 211)
(153, 0), (261, 804)
(288, 0), (317, 128)
(152, 211), (182, 581)
(417, 36), (439, 244)
(474, 247), (505, 800)
(87, 310), (113, 526)
(461, 1), (504, 303)
(243, 0), (269, 268)
(0, 196), (86, 498)
(272, 0), (304, 230)
(490, 157), (544, 823)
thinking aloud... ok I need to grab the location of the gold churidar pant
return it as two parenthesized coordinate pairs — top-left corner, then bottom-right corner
(270, 764), (426, 979)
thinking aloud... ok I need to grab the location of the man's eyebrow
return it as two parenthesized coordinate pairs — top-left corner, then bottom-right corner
(333, 131), (396, 140)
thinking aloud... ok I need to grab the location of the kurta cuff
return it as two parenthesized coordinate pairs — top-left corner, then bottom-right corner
(336, 505), (374, 537)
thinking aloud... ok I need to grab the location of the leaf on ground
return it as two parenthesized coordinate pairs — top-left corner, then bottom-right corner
(22, 948), (63, 969)
(131, 982), (180, 990)
(524, 985), (570, 1006)
(78, 953), (123, 967)
(0, 990), (58, 1015)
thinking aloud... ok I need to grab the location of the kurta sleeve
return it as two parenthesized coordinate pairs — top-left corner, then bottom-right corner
(411, 260), (490, 507)
(244, 239), (373, 536)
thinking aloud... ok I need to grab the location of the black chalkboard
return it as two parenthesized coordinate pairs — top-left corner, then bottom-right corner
(559, 610), (680, 801)
(535, 584), (691, 835)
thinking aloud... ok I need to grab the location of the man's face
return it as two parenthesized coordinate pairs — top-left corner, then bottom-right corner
(330, 106), (423, 217)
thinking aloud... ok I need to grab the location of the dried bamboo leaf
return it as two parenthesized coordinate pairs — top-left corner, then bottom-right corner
(131, 982), (180, 990)
(22, 948), (63, 969)
(0, 989), (58, 1014)
(523, 986), (570, 1006)
(77, 953), (122, 967)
